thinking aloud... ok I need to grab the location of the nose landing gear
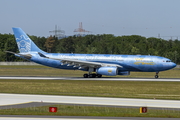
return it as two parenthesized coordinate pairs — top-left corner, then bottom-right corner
(155, 72), (159, 79)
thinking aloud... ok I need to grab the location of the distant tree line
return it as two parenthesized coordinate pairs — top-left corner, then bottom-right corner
(0, 33), (180, 64)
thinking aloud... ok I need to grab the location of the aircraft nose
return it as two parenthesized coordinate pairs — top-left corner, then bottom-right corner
(172, 63), (176, 68)
(171, 62), (177, 68)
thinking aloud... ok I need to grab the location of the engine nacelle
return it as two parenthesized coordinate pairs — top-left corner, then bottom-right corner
(96, 67), (117, 76)
(118, 71), (130, 75)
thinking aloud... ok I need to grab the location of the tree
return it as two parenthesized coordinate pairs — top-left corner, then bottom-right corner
(56, 36), (75, 53)
(131, 46), (140, 55)
(44, 35), (56, 53)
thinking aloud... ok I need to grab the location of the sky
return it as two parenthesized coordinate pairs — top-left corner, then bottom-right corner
(1, 0), (180, 39)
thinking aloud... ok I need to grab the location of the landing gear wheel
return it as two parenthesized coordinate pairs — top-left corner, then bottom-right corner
(92, 74), (96, 78)
(155, 75), (159, 79)
(83, 74), (89, 78)
(89, 74), (93, 78)
(89, 74), (96, 78)
(97, 74), (102, 78)
(83, 73), (102, 78)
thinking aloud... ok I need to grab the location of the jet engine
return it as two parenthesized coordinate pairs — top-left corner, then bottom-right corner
(96, 67), (117, 76)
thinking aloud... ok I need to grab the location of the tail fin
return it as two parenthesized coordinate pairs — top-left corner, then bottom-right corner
(12, 28), (45, 53)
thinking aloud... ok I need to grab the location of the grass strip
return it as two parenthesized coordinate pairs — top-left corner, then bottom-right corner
(0, 104), (180, 118)
(1, 79), (180, 100)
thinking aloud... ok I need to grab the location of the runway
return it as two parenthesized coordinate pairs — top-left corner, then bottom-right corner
(1, 76), (180, 81)
(1, 93), (180, 109)
(1, 76), (180, 109)
(1, 93), (180, 119)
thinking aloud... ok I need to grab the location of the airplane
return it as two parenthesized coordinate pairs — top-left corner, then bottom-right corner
(6, 28), (177, 78)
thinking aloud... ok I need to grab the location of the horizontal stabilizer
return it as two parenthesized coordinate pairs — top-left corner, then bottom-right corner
(5, 51), (32, 59)
(38, 52), (47, 58)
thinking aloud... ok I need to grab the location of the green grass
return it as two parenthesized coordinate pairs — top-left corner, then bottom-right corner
(0, 65), (84, 77)
(0, 65), (180, 100)
(1, 80), (180, 100)
(1, 104), (180, 118)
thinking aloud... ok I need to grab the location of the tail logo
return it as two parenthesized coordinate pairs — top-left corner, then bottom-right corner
(16, 35), (31, 53)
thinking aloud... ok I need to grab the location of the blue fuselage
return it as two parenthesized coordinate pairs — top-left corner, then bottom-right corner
(28, 53), (176, 72)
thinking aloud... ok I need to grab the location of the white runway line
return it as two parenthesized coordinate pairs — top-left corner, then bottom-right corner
(0, 76), (63, 80)
(1, 93), (180, 108)
(0, 76), (180, 82)
(0, 118), (120, 120)
(0, 117), (118, 120)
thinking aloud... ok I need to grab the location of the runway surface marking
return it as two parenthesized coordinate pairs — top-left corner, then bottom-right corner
(0, 76), (180, 81)
(1, 93), (180, 109)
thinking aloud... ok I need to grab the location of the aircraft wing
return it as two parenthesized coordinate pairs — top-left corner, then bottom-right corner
(38, 52), (122, 68)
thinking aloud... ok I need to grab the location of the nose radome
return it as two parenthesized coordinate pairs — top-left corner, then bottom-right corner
(172, 62), (177, 68)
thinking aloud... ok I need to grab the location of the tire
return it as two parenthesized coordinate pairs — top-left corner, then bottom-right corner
(92, 74), (96, 78)
(97, 74), (102, 78)
(89, 74), (93, 78)
(83, 74), (88, 78)
(155, 75), (159, 79)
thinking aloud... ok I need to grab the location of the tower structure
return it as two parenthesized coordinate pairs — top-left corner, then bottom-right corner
(74, 22), (91, 36)
(49, 25), (65, 39)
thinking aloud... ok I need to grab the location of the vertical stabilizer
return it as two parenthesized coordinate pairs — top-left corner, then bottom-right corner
(12, 28), (45, 53)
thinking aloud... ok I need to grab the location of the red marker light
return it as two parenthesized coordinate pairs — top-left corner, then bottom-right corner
(140, 107), (147, 113)
(49, 107), (57, 112)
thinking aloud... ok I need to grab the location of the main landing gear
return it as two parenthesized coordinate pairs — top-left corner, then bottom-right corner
(155, 72), (159, 79)
(83, 73), (102, 78)
(83, 67), (102, 78)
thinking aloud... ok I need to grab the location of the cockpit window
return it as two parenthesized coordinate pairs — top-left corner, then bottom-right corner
(166, 60), (171, 62)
